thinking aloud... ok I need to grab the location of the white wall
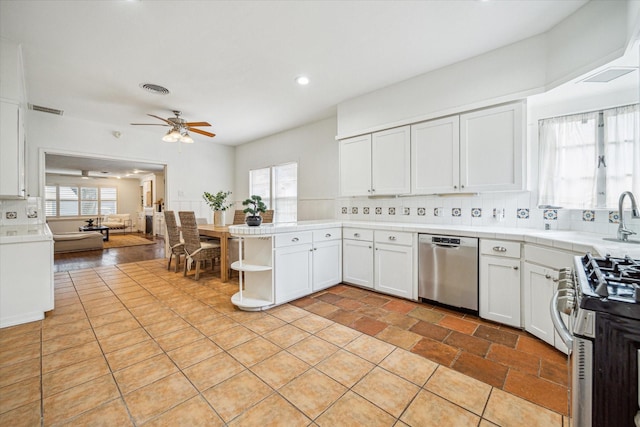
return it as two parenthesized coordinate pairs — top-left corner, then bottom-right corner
(25, 111), (235, 223)
(337, 0), (633, 139)
(235, 116), (338, 221)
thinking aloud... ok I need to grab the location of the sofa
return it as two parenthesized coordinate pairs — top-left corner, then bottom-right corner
(101, 214), (131, 233)
(54, 232), (104, 253)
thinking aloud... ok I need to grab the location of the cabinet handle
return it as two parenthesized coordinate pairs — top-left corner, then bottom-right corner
(453, 185), (457, 189)
(368, 246), (372, 249)
(354, 233), (360, 238)
(325, 233), (331, 238)
(371, 189), (375, 192)
(310, 248), (313, 252)
(367, 189), (371, 193)
(513, 266), (519, 270)
(493, 246), (507, 252)
(388, 236), (397, 241)
(292, 237), (299, 242)
(545, 274), (551, 279)
(461, 185), (465, 189)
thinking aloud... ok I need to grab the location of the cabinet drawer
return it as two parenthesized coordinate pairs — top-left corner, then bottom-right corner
(343, 228), (373, 242)
(524, 244), (577, 270)
(313, 228), (342, 242)
(274, 231), (312, 248)
(480, 239), (521, 258)
(374, 230), (412, 246)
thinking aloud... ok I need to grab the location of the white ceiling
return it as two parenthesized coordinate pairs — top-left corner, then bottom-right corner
(1, 0), (590, 148)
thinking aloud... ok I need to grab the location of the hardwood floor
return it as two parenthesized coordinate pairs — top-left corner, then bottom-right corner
(54, 232), (165, 272)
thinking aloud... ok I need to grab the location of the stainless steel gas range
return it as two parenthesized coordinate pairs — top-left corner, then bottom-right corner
(552, 253), (640, 427)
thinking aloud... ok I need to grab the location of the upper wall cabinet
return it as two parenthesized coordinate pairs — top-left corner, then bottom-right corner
(0, 39), (27, 199)
(460, 103), (524, 192)
(411, 116), (460, 194)
(339, 126), (410, 197)
(411, 102), (524, 194)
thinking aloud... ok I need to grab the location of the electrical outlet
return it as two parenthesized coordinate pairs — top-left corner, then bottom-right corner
(27, 208), (38, 218)
(6, 211), (17, 219)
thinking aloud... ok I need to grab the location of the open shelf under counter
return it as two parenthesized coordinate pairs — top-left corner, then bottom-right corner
(231, 293), (274, 312)
(230, 261), (272, 272)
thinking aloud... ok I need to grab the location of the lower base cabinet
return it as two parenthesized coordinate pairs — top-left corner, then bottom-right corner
(313, 239), (342, 292)
(274, 242), (313, 304)
(342, 238), (374, 289)
(479, 240), (522, 328)
(523, 262), (556, 346)
(374, 241), (413, 299)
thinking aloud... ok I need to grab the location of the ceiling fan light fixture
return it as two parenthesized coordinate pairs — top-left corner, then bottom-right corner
(180, 131), (194, 144)
(162, 128), (181, 142)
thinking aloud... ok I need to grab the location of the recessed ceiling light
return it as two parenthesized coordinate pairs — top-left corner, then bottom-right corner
(295, 75), (310, 86)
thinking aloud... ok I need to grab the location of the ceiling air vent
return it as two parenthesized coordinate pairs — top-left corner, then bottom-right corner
(28, 104), (64, 115)
(581, 67), (637, 83)
(139, 83), (170, 95)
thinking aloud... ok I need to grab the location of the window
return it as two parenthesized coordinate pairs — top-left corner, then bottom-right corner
(249, 162), (298, 223)
(538, 104), (639, 209)
(45, 184), (118, 218)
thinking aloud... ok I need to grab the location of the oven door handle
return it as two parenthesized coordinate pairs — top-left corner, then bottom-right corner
(550, 290), (574, 349)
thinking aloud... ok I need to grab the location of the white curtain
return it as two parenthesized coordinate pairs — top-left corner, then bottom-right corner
(604, 104), (640, 207)
(538, 112), (598, 208)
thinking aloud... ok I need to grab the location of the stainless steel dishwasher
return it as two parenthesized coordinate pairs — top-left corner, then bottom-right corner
(418, 234), (479, 312)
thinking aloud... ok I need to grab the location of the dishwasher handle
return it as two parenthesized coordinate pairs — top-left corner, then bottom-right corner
(432, 243), (460, 249)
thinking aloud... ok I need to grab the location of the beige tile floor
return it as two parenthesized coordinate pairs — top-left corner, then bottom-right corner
(0, 259), (570, 426)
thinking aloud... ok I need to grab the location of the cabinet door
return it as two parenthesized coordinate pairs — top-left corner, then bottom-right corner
(411, 116), (460, 194)
(0, 101), (24, 198)
(523, 263), (556, 346)
(274, 244), (312, 304)
(313, 239), (342, 292)
(374, 242), (413, 299)
(460, 102), (523, 192)
(339, 134), (372, 196)
(479, 256), (521, 327)
(371, 126), (410, 195)
(342, 239), (373, 289)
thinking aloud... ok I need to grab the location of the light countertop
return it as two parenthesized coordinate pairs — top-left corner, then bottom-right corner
(230, 220), (640, 258)
(0, 224), (53, 244)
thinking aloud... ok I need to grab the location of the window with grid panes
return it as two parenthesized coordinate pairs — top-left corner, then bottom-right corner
(249, 162), (297, 223)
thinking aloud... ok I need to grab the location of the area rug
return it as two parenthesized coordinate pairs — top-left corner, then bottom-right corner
(103, 234), (156, 249)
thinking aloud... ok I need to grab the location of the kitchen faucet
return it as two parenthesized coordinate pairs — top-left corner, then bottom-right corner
(616, 191), (640, 241)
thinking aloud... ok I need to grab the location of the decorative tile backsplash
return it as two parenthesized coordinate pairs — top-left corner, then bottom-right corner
(336, 191), (636, 236)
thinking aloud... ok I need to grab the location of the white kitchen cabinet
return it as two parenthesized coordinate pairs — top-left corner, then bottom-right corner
(231, 236), (274, 311)
(342, 228), (374, 289)
(339, 134), (372, 196)
(339, 126), (410, 196)
(523, 244), (576, 354)
(312, 228), (342, 292)
(374, 230), (414, 299)
(523, 262), (557, 346)
(460, 102), (524, 192)
(411, 116), (460, 194)
(0, 101), (25, 198)
(371, 126), (411, 195)
(479, 239), (522, 327)
(1, 235), (54, 328)
(410, 102), (523, 195)
(274, 241), (313, 304)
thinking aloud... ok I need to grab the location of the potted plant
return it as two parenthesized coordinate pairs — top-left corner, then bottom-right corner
(203, 190), (233, 225)
(242, 195), (267, 226)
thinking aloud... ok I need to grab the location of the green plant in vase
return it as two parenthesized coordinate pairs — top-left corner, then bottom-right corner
(242, 195), (267, 226)
(203, 190), (232, 225)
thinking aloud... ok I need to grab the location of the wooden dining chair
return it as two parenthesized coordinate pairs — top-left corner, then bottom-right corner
(178, 211), (221, 280)
(163, 210), (185, 273)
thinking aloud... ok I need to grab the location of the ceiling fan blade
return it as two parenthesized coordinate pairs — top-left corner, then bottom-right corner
(189, 127), (216, 138)
(147, 114), (173, 125)
(130, 123), (170, 126)
(185, 121), (211, 127)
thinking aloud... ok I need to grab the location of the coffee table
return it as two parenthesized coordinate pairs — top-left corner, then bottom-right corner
(78, 225), (110, 241)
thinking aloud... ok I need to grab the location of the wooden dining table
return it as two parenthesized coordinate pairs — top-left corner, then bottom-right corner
(197, 225), (232, 282)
